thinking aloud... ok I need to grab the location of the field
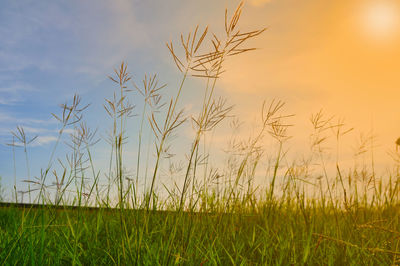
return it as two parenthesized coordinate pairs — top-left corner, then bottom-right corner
(1, 203), (400, 264)
(1, 2), (400, 265)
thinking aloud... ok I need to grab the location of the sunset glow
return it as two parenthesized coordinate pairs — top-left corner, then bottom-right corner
(359, 1), (400, 41)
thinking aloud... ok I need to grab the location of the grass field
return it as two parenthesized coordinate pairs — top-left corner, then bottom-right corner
(1, 2), (400, 265)
(1, 202), (400, 264)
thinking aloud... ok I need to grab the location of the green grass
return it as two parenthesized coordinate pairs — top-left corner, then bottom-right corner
(1, 203), (400, 264)
(1, 2), (400, 265)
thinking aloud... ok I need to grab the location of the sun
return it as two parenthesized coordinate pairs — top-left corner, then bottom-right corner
(359, 1), (400, 41)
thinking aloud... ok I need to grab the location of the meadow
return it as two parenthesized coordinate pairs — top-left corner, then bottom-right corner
(1, 2), (400, 265)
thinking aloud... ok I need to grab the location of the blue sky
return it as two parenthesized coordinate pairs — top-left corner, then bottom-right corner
(0, 0), (256, 198)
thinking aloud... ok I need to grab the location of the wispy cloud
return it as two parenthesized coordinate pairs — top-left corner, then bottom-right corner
(32, 135), (58, 146)
(0, 82), (36, 105)
(0, 82), (35, 93)
(0, 110), (58, 148)
(0, 97), (20, 106)
(0, 112), (55, 126)
(0, 1), (145, 75)
(71, 0), (150, 78)
(6, 135), (57, 147)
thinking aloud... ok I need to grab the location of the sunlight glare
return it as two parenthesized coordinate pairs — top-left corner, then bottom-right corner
(360, 2), (400, 41)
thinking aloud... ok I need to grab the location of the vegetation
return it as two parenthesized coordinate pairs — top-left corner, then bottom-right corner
(1, 2), (400, 265)
(0, 177), (4, 202)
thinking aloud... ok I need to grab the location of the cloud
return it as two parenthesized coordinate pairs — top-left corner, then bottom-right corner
(0, 113), (13, 122)
(74, 0), (150, 77)
(0, 0), (149, 80)
(0, 111), (58, 147)
(0, 82), (37, 106)
(0, 82), (35, 93)
(32, 135), (58, 146)
(0, 95), (24, 106)
(16, 126), (48, 134)
(5, 135), (57, 147)
(0, 112), (55, 126)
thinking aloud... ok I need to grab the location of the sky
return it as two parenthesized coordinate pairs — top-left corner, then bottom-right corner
(1, 0), (400, 201)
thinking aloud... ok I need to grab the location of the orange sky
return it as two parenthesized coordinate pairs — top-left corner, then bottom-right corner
(208, 0), (400, 170)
